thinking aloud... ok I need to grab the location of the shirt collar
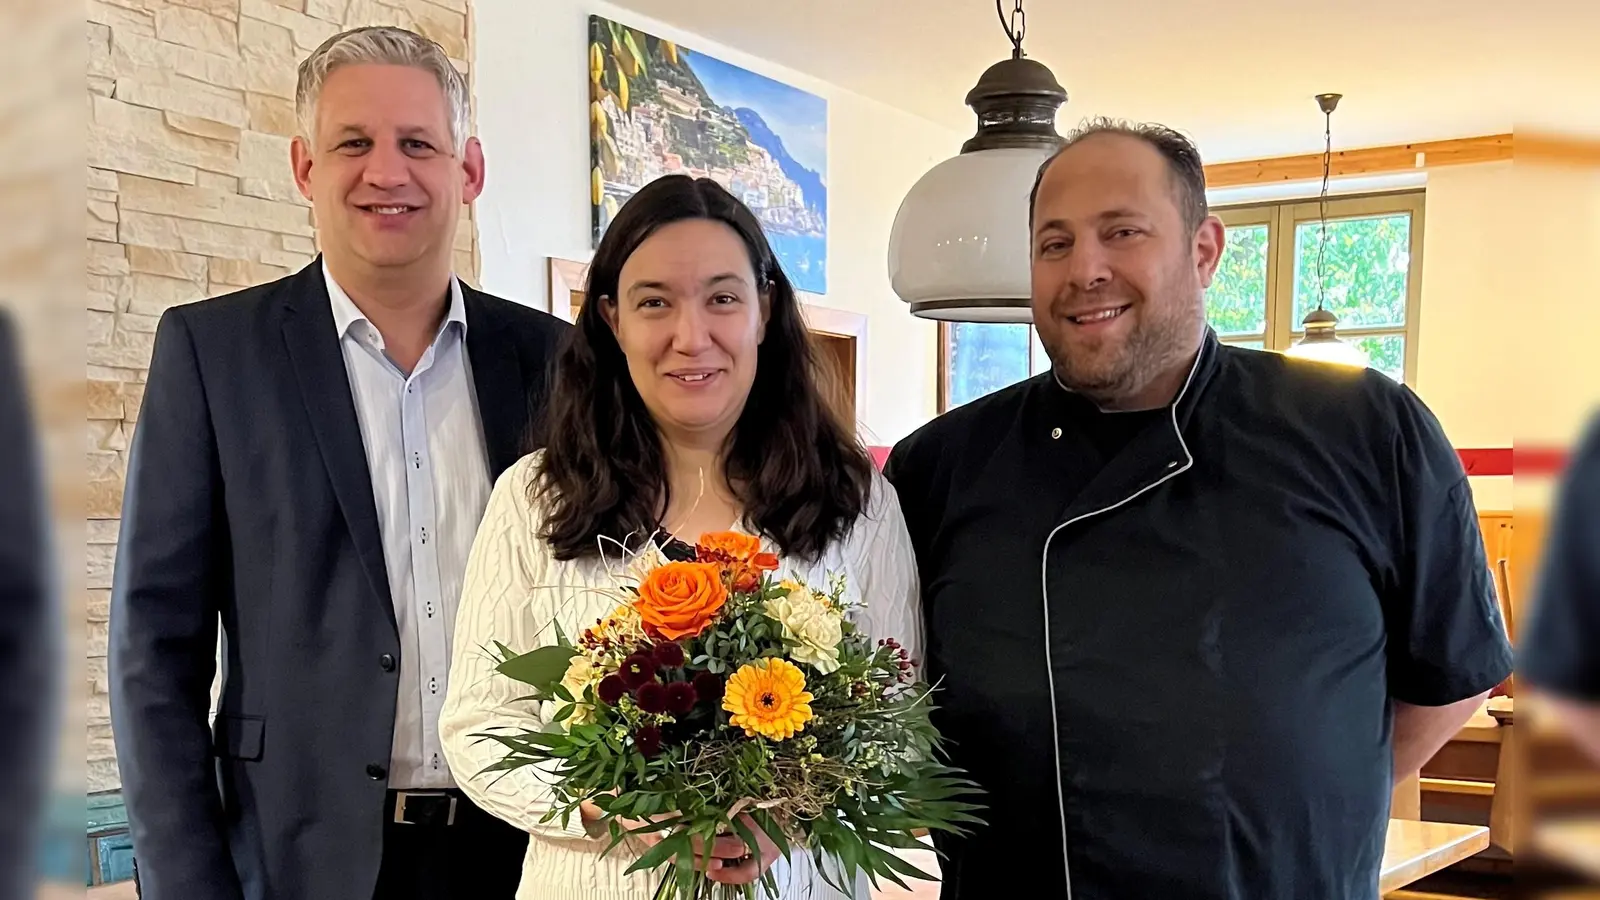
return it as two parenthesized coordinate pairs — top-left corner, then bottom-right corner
(1048, 324), (1219, 415)
(323, 259), (468, 343)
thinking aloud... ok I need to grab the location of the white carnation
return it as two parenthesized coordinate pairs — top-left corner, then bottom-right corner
(765, 590), (844, 675)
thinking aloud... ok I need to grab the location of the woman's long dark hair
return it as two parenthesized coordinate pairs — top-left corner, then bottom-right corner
(532, 174), (873, 562)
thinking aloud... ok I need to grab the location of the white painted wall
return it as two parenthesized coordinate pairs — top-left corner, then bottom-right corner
(1413, 162), (1516, 511)
(470, 0), (964, 445)
(1412, 158), (1600, 511)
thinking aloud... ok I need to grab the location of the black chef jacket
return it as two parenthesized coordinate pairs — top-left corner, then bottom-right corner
(1519, 414), (1600, 700)
(885, 330), (1513, 900)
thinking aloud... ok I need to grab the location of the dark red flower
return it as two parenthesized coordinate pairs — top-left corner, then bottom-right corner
(664, 681), (697, 715)
(653, 641), (686, 668)
(635, 681), (668, 714)
(620, 653), (655, 689)
(691, 671), (724, 703)
(634, 725), (662, 758)
(596, 675), (626, 705)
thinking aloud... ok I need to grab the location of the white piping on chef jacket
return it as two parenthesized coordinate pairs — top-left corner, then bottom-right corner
(1039, 339), (1205, 900)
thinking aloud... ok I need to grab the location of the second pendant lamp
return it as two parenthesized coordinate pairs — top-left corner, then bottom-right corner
(1283, 93), (1370, 369)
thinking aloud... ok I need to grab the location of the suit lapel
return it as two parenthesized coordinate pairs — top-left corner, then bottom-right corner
(463, 285), (528, 478)
(280, 259), (396, 626)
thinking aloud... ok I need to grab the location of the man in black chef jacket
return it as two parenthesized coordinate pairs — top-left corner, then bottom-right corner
(884, 119), (1514, 900)
(1518, 414), (1600, 762)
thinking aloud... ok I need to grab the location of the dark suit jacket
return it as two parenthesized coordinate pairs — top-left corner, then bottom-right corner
(109, 260), (569, 900)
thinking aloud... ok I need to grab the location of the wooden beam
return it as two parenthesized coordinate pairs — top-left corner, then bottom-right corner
(1205, 134), (1513, 187)
(1515, 131), (1600, 166)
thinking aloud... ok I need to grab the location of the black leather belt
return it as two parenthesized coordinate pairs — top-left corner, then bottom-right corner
(388, 789), (460, 826)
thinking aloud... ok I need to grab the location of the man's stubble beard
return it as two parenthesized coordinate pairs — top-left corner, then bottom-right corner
(1042, 266), (1204, 409)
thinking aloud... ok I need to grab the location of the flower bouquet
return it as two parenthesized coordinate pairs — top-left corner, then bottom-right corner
(474, 531), (983, 899)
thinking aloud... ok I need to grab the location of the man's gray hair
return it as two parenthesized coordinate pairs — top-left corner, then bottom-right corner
(1028, 117), (1209, 234)
(295, 25), (471, 154)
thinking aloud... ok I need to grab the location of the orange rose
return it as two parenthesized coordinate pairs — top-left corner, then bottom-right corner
(697, 531), (762, 561)
(634, 562), (728, 640)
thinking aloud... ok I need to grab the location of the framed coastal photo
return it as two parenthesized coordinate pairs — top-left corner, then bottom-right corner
(587, 15), (828, 294)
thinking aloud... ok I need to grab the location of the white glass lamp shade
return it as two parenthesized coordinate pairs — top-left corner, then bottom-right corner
(1284, 334), (1369, 368)
(888, 146), (1055, 324)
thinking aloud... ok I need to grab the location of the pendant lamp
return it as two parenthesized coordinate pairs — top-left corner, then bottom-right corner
(887, 0), (1067, 323)
(1284, 93), (1370, 368)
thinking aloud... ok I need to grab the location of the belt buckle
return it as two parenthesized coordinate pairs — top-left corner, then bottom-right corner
(393, 791), (458, 826)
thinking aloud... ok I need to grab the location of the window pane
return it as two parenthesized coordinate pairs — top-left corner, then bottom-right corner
(1206, 223), (1269, 337)
(1293, 213), (1411, 329)
(1224, 340), (1266, 351)
(947, 323), (1032, 408)
(1029, 328), (1052, 376)
(1349, 334), (1405, 383)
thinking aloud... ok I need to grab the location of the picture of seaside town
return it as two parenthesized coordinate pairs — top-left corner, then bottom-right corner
(589, 16), (828, 294)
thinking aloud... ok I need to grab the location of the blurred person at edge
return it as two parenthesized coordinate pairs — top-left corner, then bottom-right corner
(0, 311), (53, 900)
(1519, 414), (1600, 762)
(107, 26), (568, 900)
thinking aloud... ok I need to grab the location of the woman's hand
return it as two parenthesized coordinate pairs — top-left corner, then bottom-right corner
(579, 802), (780, 883)
(703, 814), (781, 885)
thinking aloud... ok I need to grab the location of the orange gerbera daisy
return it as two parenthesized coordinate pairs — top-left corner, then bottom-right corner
(723, 658), (814, 741)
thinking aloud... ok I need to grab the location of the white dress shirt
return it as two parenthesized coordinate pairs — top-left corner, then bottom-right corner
(326, 263), (493, 789)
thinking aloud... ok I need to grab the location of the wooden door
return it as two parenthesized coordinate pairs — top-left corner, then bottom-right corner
(811, 331), (856, 429)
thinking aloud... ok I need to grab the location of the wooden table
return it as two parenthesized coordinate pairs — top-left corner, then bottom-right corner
(1380, 819), (1491, 893)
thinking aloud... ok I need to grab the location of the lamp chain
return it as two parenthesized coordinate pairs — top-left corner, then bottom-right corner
(996, 0), (1027, 58)
(1316, 105), (1332, 313)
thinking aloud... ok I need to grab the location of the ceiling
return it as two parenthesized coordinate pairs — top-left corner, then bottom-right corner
(612, 0), (1599, 163)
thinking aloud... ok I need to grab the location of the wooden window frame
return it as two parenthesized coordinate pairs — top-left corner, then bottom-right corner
(936, 321), (1048, 414)
(1213, 190), (1426, 384)
(933, 189), (1426, 409)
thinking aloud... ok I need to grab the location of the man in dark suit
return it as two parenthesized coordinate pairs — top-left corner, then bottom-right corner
(109, 26), (569, 900)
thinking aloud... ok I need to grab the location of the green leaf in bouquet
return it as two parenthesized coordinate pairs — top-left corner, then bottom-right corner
(866, 842), (933, 890)
(496, 644), (578, 689)
(671, 840), (698, 900)
(748, 808), (792, 862)
(553, 703), (576, 723)
(553, 683), (575, 704)
(623, 828), (689, 876)
(639, 792), (663, 817)
(727, 816), (765, 868)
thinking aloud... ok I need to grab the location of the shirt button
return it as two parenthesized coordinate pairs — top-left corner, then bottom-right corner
(379, 653), (396, 672)
(366, 763), (388, 780)
(1051, 427), (1062, 440)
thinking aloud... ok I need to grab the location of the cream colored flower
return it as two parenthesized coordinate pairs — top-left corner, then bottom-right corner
(765, 590), (844, 675)
(593, 603), (645, 643)
(559, 653), (601, 727)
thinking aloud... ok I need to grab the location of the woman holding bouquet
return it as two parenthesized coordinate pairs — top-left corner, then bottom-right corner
(439, 175), (923, 900)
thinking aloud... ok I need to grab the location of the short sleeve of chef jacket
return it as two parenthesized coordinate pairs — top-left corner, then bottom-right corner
(1518, 415), (1600, 701)
(1384, 384), (1513, 707)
